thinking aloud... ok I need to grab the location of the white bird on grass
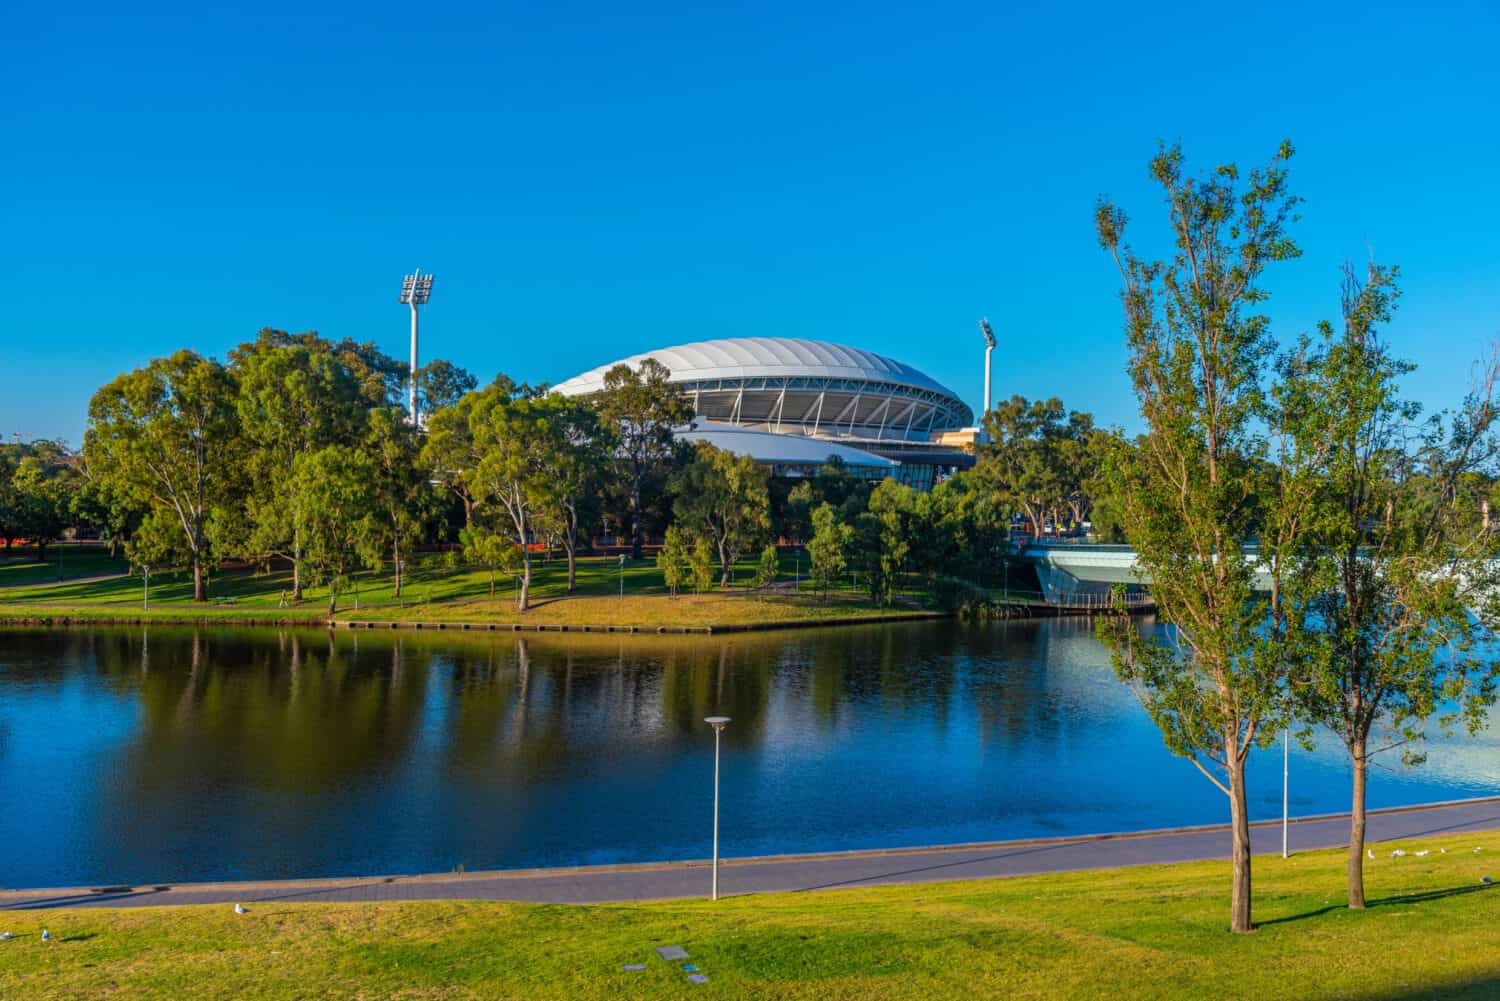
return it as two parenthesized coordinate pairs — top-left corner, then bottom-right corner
(40, 929), (50, 943)
(1390, 849), (1407, 858)
(1414, 850), (1431, 857)
(234, 903), (248, 915)
(1367, 849), (1375, 860)
(1, 932), (10, 941)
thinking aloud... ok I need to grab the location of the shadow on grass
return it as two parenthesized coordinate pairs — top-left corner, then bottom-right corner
(1257, 881), (1497, 927)
(1357, 975), (1500, 1001)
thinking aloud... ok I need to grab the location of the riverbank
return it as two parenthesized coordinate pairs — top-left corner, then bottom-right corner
(0, 550), (948, 632)
(3, 831), (1497, 999)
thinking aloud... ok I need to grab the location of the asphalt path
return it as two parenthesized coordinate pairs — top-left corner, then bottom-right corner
(4, 797), (1497, 911)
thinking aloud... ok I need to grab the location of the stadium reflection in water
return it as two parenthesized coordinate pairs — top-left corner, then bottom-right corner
(0, 620), (1495, 889)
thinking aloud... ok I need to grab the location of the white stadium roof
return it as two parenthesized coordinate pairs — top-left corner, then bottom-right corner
(552, 336), (962, 401)
(677, 420), (898, 470)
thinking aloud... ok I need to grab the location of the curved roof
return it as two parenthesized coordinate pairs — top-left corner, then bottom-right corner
(552, 336), (962, 401)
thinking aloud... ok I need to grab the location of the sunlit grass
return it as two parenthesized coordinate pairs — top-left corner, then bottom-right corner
(2, 836), (1498, 999)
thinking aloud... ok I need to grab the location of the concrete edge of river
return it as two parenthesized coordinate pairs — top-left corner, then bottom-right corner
(5, 795), (1497, 908)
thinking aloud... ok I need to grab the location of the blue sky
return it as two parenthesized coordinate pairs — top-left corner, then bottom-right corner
(5, 0), (1498, 445)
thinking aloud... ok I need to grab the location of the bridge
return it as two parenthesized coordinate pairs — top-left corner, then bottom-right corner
(1017, 542), (1276, 607)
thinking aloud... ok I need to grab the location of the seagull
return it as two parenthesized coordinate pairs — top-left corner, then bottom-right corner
(1483, 876), (1494, 885)
(1441, 848), (1448, 854)
(1367, 849), (1375, 860)
(1390, 849), (1407, 858)
(1414, 850), (1431, 857)
(1, 932), (10, 941)
(234, 903), (248, 915)
(40, 929), (50, 943)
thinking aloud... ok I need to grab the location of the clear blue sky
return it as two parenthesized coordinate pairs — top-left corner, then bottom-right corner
(5, 0), (1498, 446)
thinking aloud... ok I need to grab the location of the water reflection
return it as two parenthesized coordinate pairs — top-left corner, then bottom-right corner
(0, 620), (1494, 888)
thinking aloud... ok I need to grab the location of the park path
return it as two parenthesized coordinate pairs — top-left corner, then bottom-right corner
(2, 797), (1497, 911)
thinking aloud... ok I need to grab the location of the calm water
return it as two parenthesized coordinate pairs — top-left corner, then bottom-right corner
(1, 620), (1496, 889)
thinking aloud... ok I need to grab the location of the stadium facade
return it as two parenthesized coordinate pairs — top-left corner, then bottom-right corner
(553, 337), (978, 490)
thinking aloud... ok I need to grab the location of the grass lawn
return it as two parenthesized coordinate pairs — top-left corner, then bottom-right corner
(3, 836), (1499, 999)
(0, 548), (934, 629)
(0, 546), (129, 587)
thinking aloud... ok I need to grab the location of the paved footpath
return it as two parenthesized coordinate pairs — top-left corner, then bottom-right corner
(4, 797), (1497, 911)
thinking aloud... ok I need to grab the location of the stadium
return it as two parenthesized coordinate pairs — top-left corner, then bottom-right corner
(553, 337), (981, 490)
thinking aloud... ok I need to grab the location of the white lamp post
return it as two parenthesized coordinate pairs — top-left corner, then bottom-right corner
(705, 715), (731, 901)
(1282, 728), (1290, 858)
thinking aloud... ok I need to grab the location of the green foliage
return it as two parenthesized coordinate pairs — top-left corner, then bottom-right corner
(1094, 140), (1302, 933)
(806, 503), (852, 597)
(752, 544), (779, 589)
(84, 350), (243, 601)
(974, 397), (1096, 538)
(597, 358), (692, 557)
(672, 441), (772, 586)
(414, 358), (477, 413)
(288, 444), (382, 614)
(656, 525), (690, 596)
(689, 535), (715, 593)
(365, 407), (432, 598)
(460, 521), (520, 597)
(856, 479), (914, 606)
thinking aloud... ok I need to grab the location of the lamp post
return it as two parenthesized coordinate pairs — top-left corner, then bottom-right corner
(619, 554), (625, 600)
(705, 715), (731, 901)
(398, 269), (434, 425)
(1282, 728), (1290, 858)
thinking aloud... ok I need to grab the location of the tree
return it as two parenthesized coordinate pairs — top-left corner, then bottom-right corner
(657, 525), (690, 596)
(231, 332), (370, 599)
(806, 502), (852, 597)
(464, 385), (577, 612)
(365, 407), (430, 600)
(535, 396), (612, 594)
(415, 359), (478, 415)
(975, 397), (1072, 538)
(288, 445), (381, 616)
(689, 535), (715, 594)
(1276, 262), (1500, 909)
(84, 350), (242, 601)
(856, 479), (914, 606)
(1094, 141), (1301, 933)
(752, 544), (780, 589)
(671, 441), (771, 586)
(9, 443), (81, 563)
(597, 358), (691, 558)
(460, 521), (519, 597)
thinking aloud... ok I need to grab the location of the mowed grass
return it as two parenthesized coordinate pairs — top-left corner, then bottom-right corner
(0, 546), (129, 587)
(3, 837), (1499, 999)
(0, 548), (926, 628)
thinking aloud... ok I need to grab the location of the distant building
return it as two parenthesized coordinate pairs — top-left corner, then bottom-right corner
(553, 337), (978, 490)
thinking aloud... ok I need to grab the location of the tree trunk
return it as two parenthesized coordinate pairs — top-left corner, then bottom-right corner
(718, 533), (732, 587)
(1348, 736), (1368, 909)
(192, 553), (207, 602)
(489, 569), (495, 598)
(292, 535), (304, 601)
(327, 588), (338, 617)
(565, 543), (577, 594)
(1227, 758), (1255, 933)
(392, 529), (403, 599)
(517, 548), (531, 612)
(629, 483), (644, 559)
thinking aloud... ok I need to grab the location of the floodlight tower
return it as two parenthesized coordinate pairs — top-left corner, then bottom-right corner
(978, 317), (997, 419)
(399, 268), (435, 423)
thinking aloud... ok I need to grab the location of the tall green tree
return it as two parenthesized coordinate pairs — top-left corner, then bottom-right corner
(9, 442), (81, 563)
(597, 358), (691, 558)
(460, 520), (519, 598)
(1094, 141), (1301, 934)
(231, 332), (370, 599)
(534, 396), (612, 594)
(975, 397), (1071, 538)
(85, 350), (242, 601)
(856, 478), (914, 606)
(806, 502), (852, 598)
(1276, 262), (1500, 909)
(671, 441), (772, 586)
(657, 525), (690, 596)
(288, 444), (381, 616)
(689, 535), (715, 594)
(415, 359), (478, 415)
(365, 407), (430, 600)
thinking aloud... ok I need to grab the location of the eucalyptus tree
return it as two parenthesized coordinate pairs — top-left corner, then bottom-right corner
(8, 442), (81, 563)
(423, 375), (521, 528)
(597, 358), (692, 558)
(84, 350), (243, 601)
(288, 444), (381, 616)
(365, 406), (431, 600)
(1276, 262), (1500, 909)
(657, 525), (690, 596)
(231, 331), (370, 598)
(671, 441), (771, 586)
(806, 502), (852, 598)
(415, 359), (478, 414)
(533, 396), (612, 593)
(1094, 141), (1301, 934)
(464, 384), (580, 611)
(460, 520), (519, 598)
(975, 396), (1072, 538)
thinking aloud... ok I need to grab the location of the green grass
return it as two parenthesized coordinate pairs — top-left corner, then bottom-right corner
(0, 548), (934, 629)
(3, 837), (1499, 999)
(0, 546), (129, 587)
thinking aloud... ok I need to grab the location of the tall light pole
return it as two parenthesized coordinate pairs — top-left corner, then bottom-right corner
(978, 317), (997, 421)
(399, 269), (435, 425)
(705, 715), (731, 901)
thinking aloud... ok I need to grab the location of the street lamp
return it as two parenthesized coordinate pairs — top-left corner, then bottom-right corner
(619, 553), (626, 599)
(398, 269), (435, 425)
(1282, 728), (1290, 858)
(704, 715), (731, 901)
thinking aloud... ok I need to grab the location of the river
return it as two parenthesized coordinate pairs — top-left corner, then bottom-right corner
(0, 619), (1495, 888)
